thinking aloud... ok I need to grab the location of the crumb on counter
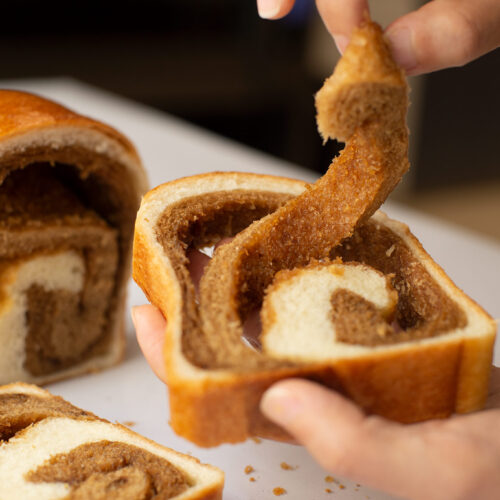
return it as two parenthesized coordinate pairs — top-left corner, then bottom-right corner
(249, 477), (256, 482)
(273, 487), (286, 496)
(251, 437), (262, 444)
(121, 421), (136, 427)
(339, 484), (346, 489)
(244, 465), (255, 474)
(325, 476), (335, 483)
(325, 488), (333, 494)
(280, 462), (297, 471)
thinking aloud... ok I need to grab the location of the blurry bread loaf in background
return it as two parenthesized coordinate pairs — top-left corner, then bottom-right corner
(0, 90), (148, 384)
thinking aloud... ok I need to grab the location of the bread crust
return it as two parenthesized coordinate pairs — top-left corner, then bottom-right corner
(0, 90), (148, 384)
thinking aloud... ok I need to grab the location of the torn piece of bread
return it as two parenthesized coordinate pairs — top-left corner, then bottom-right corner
(0, 383), (224, 500)
(0, 91), (148, 384)
(133, 20), (496, 447)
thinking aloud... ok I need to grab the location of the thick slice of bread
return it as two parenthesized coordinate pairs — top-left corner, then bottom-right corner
(0, 91), (148, 384)
(133, 19), (496, 447)
(134, 173), (496, 446)
(0, 383), (224, 499)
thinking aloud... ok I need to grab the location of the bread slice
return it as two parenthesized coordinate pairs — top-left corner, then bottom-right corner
(0, 90), (148, 384)
(0, 383), (224, 499)
(134, 173), (496, 446)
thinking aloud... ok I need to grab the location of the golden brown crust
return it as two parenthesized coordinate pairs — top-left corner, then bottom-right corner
(0, 90), (140, 159)
(166, 339), (465, 446)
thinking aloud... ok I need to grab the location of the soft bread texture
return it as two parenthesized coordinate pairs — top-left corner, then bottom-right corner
(133, 21), (496, 447)
(0, 90), (148, 384)
(0, 383), (224, 499)
(261, 261), (399, 359)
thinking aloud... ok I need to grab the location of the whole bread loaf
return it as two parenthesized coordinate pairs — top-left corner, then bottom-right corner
(0, 90), (148, 384)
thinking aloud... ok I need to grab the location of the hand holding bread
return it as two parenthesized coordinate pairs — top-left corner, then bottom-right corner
(133, 305), (500, 499)
(133, 20), (496, 448)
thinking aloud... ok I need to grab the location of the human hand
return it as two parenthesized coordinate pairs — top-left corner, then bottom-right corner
(256, 0), (500, 76)
(260, 371), (500, 500)
(132, 245), (500, 500)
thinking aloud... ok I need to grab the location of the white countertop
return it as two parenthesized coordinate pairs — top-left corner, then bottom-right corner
(2, 78), (498, 500)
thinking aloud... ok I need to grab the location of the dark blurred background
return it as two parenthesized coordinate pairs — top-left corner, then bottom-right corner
(1, 0), (499, 238)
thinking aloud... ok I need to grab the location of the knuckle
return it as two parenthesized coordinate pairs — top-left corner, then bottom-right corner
(318, 442), (356, 477)
(318, 415), (380, 476)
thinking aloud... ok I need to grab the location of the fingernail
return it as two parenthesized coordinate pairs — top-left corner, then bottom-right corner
(261, 384), (303, 426)
(257, 0), (281, 19)
(386, 26), (418, 72)
(333, 34), (349, 54)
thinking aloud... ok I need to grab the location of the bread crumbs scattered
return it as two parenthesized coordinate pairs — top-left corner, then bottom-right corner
(244, 465), (254, 474)
(325, 488), (332, 494)
(121, 421), (136, 427)
(339, 484), (346, 489)
(324, 476), (335, 483)
(273, 487), (286, 496)
(249, 477), (256, 482)
(280, 462), (297, 471)
(251, 437), (262, 444)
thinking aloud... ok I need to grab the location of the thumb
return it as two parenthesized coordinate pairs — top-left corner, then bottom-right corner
(260, 379), (436, 499)
(385, 0), (500, 75)
(131, 304), (167, 382)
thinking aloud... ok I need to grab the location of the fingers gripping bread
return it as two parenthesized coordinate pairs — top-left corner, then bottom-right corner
(133, 22), (496, 446)
(0, 91), (148, 384)
(0, 383), (223, 499)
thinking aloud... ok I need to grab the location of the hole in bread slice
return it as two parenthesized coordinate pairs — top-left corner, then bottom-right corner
(153, 187), (469, 371)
